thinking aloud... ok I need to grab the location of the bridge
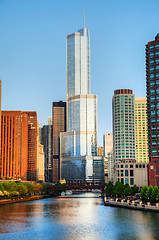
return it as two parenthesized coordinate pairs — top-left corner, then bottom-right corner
(46, 184), (105, 192)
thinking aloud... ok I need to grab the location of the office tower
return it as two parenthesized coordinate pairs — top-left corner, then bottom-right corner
(146, 34), (159, 186)
(37, 123), (45, 181)
(97, 146), (104, 156)
(1, 111), (28, 180)
(22, 111), (38, 181)
(60, 23), (104, 185)
(103, 133), (113, 157)
(1, 111), (38, 180)
(0, 80), (1, 163)
(113, 89), (136, 163)
(108, 151), (114, 182)
(135, 97), (149, 162)
(40, 120), (53, 182)
(52, 101), (66, 183)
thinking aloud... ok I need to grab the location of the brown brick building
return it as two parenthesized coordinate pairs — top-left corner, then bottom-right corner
(0, 111), (37, 181)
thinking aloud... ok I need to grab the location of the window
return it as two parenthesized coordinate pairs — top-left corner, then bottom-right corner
(151, 103), (155, 109)
(130, 170), (134, 176)
(150, 52), (154, 58)
(150, 44), (154, 50)
(125, 178), (129, 184)
(136, 164), (138, 168)
(125, 165), (128, 168)
(151, 110), (155, 117)
(150, 88), (155, 94)
(143, 165), (145, 168)
(139, 165), (142, 168)
(121, 165), (123, 168)
(130, 178), (134, 185)
(150, 59), (154, 65)
(125, 170), (128, 176)
(130, 165), (133, 168)
(121, 178), (124, 184)
(150, 73), (154, 80)
(150, 66), (154, 72)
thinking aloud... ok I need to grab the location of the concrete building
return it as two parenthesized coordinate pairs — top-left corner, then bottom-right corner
(114, 160), (148, 188)
(52, 101), (66, 183)
(135, 97), (149, 163)
(60, 23), (104, 185)
(97, 146), (104, 156)
(108, 151), (114, 182)
(103, 133), (113, 157)
(113, 89), (136, 163)
(146, 34), (159, 186)
(37, 123), (45, 181)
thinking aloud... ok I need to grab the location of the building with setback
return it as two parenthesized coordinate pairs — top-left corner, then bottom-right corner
(60, 23), (104, 185)
(146, 34), (159, 186)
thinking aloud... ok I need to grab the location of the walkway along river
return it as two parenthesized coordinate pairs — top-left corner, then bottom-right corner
(0, 193), (159, 240)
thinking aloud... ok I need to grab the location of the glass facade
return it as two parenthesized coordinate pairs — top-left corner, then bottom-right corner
(60, 27), (104, 183)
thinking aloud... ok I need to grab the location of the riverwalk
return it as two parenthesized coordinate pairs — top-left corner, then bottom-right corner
(0, 195), (48, 205)
(104, 198), (159, 213)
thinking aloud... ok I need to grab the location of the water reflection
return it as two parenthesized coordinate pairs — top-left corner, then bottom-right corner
(0, 193), (159, 240)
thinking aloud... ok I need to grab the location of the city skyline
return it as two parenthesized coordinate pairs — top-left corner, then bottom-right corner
(1, 0), (159, 145)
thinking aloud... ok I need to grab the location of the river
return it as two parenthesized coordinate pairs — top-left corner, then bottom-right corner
(0, 193), (159, 240)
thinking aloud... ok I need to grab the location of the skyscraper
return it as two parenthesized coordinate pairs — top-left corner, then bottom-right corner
(146, 34), (159, 186)
(60, 23), (104, 185)
(113, 89), (136, 163)
(52, 101), (66, 183)
(135, 97), (149, 163)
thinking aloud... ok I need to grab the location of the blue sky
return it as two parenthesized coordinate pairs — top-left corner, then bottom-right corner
(0, 0), (159, 145)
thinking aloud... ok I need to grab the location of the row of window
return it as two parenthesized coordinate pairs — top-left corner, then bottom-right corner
(149, 57), (159, 66)
(117, 178), (134, 185)
(149, 43), (159, 50)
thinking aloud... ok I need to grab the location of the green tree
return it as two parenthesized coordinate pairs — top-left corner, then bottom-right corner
(24, 182), (35, 195)
(147, 185), (154, 202)
(131, 185), (138, 195)
(0, 183), (4, 192)
(140, 185), (148, 201)
(124, 184), (133, 196)
(17, 183), (27, 197)
(2, 181), (17, 191)
(151, 186), (159, 202)
(114, 182), (125, 197)
(105, 181), (114, 196)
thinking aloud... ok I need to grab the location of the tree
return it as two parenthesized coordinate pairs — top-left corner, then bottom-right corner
(140, 185), (148, 201)
(2, 182), (17, 191)
(147, 185), (154, 202)
(124, 185), (133, 196)
(151, 186), (159, 202)
(105, 181), (114, 196)
(114, 182), (125, 197)
(17, 183), (27, 197)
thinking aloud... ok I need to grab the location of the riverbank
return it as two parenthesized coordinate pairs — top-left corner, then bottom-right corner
(0, 195), (52, 205)
(104, 199), (159, 213)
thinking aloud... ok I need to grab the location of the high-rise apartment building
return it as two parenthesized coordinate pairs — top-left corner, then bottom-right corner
(0, 80), (1, 163)
(60, 24), (104, 185)
(113, 89), (136, 163)
(135, 97), (149, 163)
(103, 133), (113, 157)
(52, 101), (66, 183)
(146, 34), (159, 186)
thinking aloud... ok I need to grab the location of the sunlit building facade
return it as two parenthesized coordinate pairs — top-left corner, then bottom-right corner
(146, 34), (159, 186)
(135, 97), (149, 163)
(60, 26), (104, 184)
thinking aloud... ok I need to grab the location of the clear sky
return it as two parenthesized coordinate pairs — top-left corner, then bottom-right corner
(0, 0), (159, 146)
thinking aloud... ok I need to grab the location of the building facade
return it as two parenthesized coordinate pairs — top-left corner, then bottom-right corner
(113, 89), (136, 163)
(146, 34), (159, 186)
(60, 25), (104, 184)
(135, 97), (149, 163)
(114, 160), (148, 188)
(108, 151), (114, 182)
(40, 118), (53, 182)
(52, 101), (66, 183)
(0, 111), (37, 180)
(103, 133), (113, 157)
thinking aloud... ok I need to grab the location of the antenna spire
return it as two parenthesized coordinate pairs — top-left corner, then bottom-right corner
(84, 6), (85, 28)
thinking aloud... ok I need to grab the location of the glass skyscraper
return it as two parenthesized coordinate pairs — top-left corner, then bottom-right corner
(60, 26), (104, 185)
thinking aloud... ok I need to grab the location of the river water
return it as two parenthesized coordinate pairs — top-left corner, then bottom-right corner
(0, 193), (159, 240)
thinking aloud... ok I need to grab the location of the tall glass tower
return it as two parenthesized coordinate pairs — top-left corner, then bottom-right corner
(60, 25), (104, 185)
(61, 27), (97, 157)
